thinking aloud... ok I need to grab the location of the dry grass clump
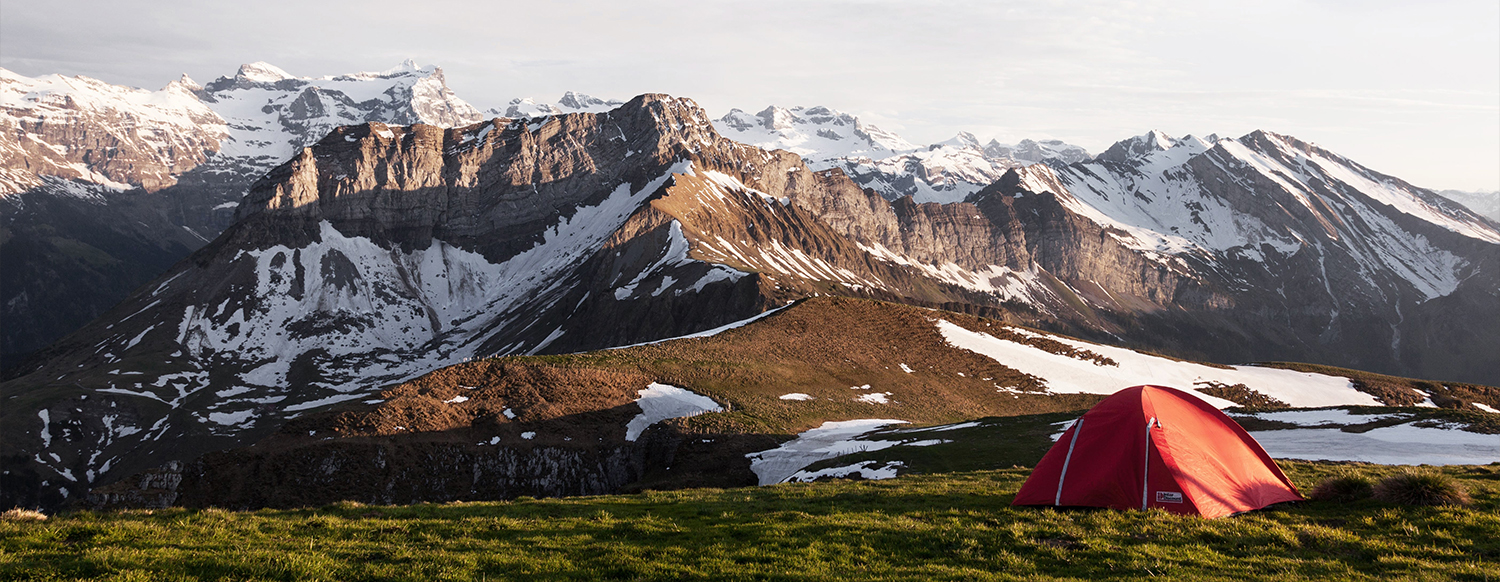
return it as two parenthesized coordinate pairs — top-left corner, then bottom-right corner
(1373, 471), (1472, 507)
(1309, 474), (1375, 503)
(1, 508), (47, 522)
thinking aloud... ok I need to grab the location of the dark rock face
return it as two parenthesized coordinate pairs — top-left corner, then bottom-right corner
(93, 443), (648, 509)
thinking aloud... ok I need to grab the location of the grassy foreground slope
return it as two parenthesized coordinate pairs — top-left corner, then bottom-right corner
(5, 463), (1497, 581)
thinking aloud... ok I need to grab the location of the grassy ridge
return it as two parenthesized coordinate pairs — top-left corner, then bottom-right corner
(4, 463), (1497, 581)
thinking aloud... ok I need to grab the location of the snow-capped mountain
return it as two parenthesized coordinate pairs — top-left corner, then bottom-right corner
(715, 105), (919, 161)
(0, 61), (485, 363)
(0, 68), (226, 194)
(712, 104), (1092, 204)
(1437, 190), (1500, 222)
(985, 138), (1091, 165)
(193, 59), (483, 182)
(0, 60), (481, 196)
(489, 91), (624, 118)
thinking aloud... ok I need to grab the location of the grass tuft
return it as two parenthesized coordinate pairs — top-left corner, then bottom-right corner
(0, 508), (46, 522)
(1373, 470), (1472, 507)
(1309, 474), (1374, 503)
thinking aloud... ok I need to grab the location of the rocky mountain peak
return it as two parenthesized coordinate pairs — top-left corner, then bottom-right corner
(235, 61), (296, 84)
(497, 91), (624, 118)
(164, 74), (203, 93)
(1095, 129), (1180, 163)
(713, 104), (917, 162)
(930, 132), (981, 151)
(983, 139), (1092, 165)
(558, 91), (620, 111)
(384, 59), (424, 75)
(988, 162), (1069, 199)
(234, 92), (725, 250)
(755, 106), (798, 131)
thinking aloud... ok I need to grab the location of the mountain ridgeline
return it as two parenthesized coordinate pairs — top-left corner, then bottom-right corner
(1, 73), (1498, 510)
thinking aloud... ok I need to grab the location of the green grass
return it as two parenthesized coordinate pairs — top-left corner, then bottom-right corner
(4, 463), (1498, 581)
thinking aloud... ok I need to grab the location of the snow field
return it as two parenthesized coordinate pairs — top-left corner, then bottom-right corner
(744, 419), (909, 486)
(786, 460), (906, 483)
(1247, 425), (1498, 465)
(935, 320), (1378, 408)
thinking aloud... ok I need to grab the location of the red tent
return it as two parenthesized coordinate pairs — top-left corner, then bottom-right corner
(1013, 385), (1302, 518)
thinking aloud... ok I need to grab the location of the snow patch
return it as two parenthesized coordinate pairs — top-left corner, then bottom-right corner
(37, 410), (51, 448)
(623, 383), (723, 441)
(1241, 409), (1410, 427)
(282, 393), (365, 412)
(786, 460), (905, 483)
(936, 320), (1377, 408)
(607, 304), (790, 350)
(855, 392), (893, 405)
(1250, 425), (1499, 465)
(744, 419), (908, 485)
(206, 410), (254, 426)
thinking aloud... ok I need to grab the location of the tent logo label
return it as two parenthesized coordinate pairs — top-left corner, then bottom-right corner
(1155, 491), (1184, 503)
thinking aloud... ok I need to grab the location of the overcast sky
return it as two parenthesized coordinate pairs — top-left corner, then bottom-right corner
(4, 0), (1497, 191)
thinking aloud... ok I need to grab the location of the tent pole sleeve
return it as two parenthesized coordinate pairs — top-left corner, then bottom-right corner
(1054, 417), (1084, 506)
(1142, 417), (1155, 510)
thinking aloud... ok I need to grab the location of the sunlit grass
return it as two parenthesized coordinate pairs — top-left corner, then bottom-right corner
(3, 463), (1497, 581)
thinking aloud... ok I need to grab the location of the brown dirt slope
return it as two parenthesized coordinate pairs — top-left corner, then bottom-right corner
(304, 295), (1108, 443)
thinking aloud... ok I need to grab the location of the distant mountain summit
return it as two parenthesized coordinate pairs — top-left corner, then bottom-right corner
(0, 61), (482, 196)
(491, 91), (624, 118)
(1437, 190), (1500, 222)
(712, 104), (1091, 203)
(193, 59), (483, 181)
(0, 68), (227, 194)
(984, 138), (1091, 165)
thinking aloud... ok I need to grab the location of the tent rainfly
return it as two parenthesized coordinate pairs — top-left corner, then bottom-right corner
(1013, 385), (1302, 518)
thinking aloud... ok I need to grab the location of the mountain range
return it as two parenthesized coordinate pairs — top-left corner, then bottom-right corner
(1, 61), (1497, 510)
(1, 61), (482, 363)
(1437, 190), (1500, 222)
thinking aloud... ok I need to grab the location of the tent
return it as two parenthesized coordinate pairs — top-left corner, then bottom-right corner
(1013, 385), (1302, 518)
